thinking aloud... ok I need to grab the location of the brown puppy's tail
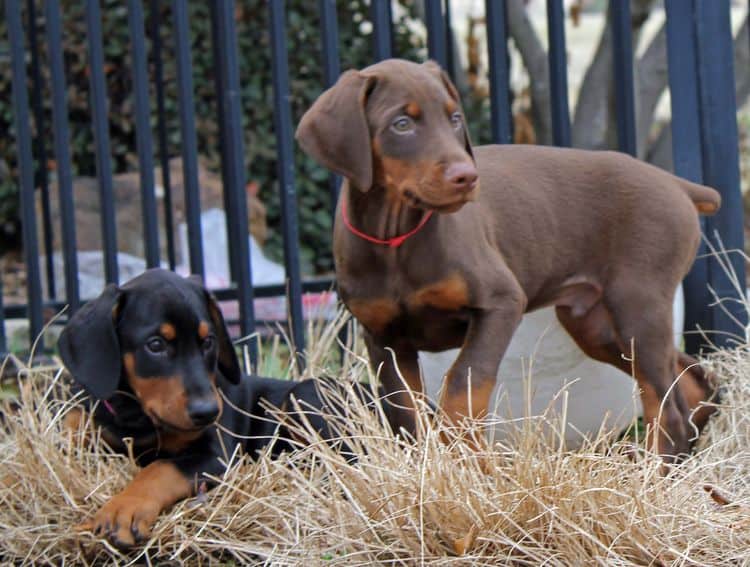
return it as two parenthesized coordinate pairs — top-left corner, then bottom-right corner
(680, 179), (721, 215)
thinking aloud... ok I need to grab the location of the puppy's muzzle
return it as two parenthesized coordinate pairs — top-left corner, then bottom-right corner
(187, 397), (220, 426)
(444, 162), (478, 194)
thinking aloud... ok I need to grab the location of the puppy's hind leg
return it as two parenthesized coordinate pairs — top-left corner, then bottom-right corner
(605, 288), (692, 460)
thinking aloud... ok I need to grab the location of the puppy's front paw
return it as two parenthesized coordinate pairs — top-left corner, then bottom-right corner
(78, 492), (161, 548)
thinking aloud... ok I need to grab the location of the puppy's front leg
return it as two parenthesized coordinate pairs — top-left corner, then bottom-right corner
(78, 459), (193, 548)
(364, 332), (423, 437)
(440, 288), (526, 424)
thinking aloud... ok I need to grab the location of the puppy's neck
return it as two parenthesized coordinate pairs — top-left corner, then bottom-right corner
(343, 181), (430, 243)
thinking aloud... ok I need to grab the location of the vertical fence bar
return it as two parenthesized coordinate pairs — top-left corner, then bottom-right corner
(269, 0), (305, 366)
(425, 0), (447, 67)
(128, 0), (160, 268)
(172, 0), (205, 279)
(319, 0), (342, 209)
(693, 0), (747, 348)
(664, 0), (708, 353)
(371, 0), (392, 61)
(150, 0), (176, 271)
(214, 0), (258, 363)
(320, 0), (341, 89)
(444, 0), (456, 79)
(209, 3), (240, 286)
(485, 0), (512, 144)
(546, 0), (571, 147)
(0, 275), (6, 355)
(7, 0), (44, 346)
(86, 0), (119, 284)
(45, 0), (80, 313)
(26, 0), (55, 300)
(609, 0), (637, 156)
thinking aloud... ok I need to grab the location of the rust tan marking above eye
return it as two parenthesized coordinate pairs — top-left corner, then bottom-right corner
(409, 273), (470, 311)
(347, 298), (400, 335)
(445, 100), (458, 115)
(159, 323), (176, 341)
(198, 321), (210, 339)
(405, 102), (421, 119)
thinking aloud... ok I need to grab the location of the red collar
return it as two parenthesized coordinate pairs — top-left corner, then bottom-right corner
(341, 199), (434, 248)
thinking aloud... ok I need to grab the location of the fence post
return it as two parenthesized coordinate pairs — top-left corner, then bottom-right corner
(693, 0), (747, 349)
(85, 0), (119, 285)
(610, 0), (637, 157)
(665, 0), (708, 355)
(371, 0), (392, 61)
(172, 0), (205, 279)
(26, 0), (56, 301)
(485, 0), (512, 144)
(319, 0), (342, 210)
(150, 0), (177, 271)
(213, 0), (258, 363)
(425, 0), (447, 67)
(7, 0), (44, 347)
(45, 0), (81, 313)
(269, 0), (306, 368)
(547, 0), (571, 147)
(127, 0), (160, 268)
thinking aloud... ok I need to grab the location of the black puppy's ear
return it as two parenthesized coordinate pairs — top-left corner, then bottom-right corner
(422, 60), (475, 162)
(204, 290), (242, 384)
(187, 274), (204, 287)
(58, 283), (123, 400)
(296, 69), (377, 192)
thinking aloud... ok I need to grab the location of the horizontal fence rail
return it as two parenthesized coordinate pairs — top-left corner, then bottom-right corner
(1, 0), (746, 363)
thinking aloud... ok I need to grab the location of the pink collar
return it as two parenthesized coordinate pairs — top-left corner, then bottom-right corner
(341, 198), (434, 248)
(102, 399), (117, 415)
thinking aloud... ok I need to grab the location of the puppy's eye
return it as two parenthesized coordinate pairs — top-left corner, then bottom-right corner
(146, 337), (167, 354)
(450, 111), (462, 130)
(201, 336), (215, 353)
(391, 116), (415, 134)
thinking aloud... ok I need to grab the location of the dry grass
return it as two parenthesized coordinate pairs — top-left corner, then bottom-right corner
(2, 312), (750, 565)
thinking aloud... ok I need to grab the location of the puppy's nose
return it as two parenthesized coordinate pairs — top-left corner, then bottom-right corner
(445, 162), (478, 192)
(187, 397), (219, 426)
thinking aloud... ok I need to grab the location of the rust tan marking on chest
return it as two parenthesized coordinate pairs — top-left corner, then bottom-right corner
(159, 429), (204, 453)
(409, 273), (469, 311)
(347, 298), (400, 334)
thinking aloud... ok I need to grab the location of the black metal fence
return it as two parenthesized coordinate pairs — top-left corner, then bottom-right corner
(2, 0), (747, 364)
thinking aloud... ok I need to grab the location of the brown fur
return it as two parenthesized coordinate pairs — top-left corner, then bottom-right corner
(77, 461), (192, 547)
(297, 59), (720, 459)
(123, 352), (204, 432)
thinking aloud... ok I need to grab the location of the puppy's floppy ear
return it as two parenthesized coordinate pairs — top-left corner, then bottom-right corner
(58, 283), (123, 400)
(296, 69), (376, 192)
(422, 60), (475, 162)
(204, 290), (242, 384)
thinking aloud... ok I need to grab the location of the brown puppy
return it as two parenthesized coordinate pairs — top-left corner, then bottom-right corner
(296, 58), (720, 459)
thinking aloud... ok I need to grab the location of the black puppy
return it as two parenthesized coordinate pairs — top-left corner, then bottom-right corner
(59, 268), (372, 548)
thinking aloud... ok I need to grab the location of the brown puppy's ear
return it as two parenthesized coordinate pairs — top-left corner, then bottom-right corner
(422, 60), (475, 162)
(204, 290), (242, 384)
(58, 283), (123, 400)
(296, 69), (376, 191)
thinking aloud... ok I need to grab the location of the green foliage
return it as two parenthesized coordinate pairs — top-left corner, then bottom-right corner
(0, 0), (428, 272)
